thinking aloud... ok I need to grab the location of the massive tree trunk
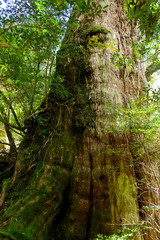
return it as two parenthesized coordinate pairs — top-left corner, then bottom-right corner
(0, 1), (159, 240)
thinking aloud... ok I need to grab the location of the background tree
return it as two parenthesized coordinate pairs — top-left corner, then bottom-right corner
(0, 0), (72, 164)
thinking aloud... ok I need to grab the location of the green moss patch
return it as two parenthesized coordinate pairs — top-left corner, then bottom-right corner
(0, 230), (31, 240)
(73, 85), (95, 130)
(83, 25), (111, 39)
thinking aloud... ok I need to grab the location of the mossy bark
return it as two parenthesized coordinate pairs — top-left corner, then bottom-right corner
(0, 0), (159, 240)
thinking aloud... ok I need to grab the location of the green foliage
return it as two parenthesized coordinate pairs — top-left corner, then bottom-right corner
(143, 205), (160, 211)
(80, 25), (110, 47)
(50, 83), (71, 103)
(124, 0), (160, 41)
(109, 1), (160, 75)
(0, 230), (32, 240)
(0, 230), (16, 240)
(91, 222), (149, 240)
(87, 35), (117, 52)
(0, 0), (69, 143)
(0, 0), (80, 147)
(38, 129), (49, 138)
(9, 231), (32, 240)
(73, 0), (108, 19)
(104, 86), (160, 166)
(107, 87), (159, 129)
(87, 35), (106, 50)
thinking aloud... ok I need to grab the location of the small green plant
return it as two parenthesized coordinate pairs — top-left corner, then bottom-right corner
(91, 222), (148, 240)
(87, 35), (117, 52)
(39, 129), (48, 138)
(53, 75), (65, 83)
(87, 35), (105, 50)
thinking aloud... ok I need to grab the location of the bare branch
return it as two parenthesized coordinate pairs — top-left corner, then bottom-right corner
(0, 90), (23, 130)
(0, 141), (12, 146)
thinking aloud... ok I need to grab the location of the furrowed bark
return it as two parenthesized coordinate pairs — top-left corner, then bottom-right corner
(0, 1), (159, 240)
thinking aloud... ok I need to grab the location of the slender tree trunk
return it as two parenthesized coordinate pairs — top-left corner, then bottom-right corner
(0, 1), (159, 240)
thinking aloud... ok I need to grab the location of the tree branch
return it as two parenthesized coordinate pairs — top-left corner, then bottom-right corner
(145, 61), (160, 81)
(0, 141), (12, 146)
(0, 90), (23, 130)
(0, 114), (25, 132)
